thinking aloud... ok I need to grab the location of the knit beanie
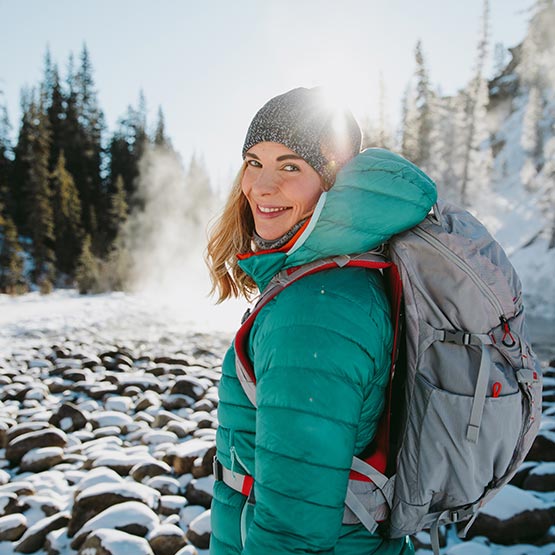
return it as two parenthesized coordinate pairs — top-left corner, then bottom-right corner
(242, 87), (362, 187)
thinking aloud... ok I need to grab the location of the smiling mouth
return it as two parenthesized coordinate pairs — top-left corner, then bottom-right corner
(257, 205), (291, 214)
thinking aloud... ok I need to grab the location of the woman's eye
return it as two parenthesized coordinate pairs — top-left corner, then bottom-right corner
(247, 159), (262, 168)
(283, 164), (299, 172)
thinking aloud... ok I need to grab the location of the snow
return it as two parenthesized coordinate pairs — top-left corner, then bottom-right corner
(446, 542), (492, 555)
(167, 439), (213, 458)
(148, 522), (185, 538)
(20, 446), (63, 464)
(75, 501), (159, 539)
(190, 476), (215, 495)
(189, 509), (211, 535)
(83, 528), (154, 554)
(479, 485), (547, 519)
(76, 481), (160, 509)
(0, 513), (26, 533)
(90, 410), (133, 428)
(527, 462), (555, 476)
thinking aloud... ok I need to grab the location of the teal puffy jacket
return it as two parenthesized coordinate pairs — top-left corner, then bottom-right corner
(210, 149), (437, 555)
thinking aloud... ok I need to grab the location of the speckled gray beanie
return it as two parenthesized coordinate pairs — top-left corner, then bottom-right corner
(242, 87), (362, 186)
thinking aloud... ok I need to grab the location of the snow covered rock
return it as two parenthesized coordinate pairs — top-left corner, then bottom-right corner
(69, 481), (160, 537)
(7, 421), (51, 443)
(526, 430), (555, 461)
(174, 546), (198, 555)
(0, 513), (27, 541)
(6, 427), (68, 465)
(0, 492), (21, 516)
(170, 376), (207, 401)
(70, 501), (160, 549)
(186, 510), (210, 549)
(73, 467), (123, 498)
(15, 511), (70, 553)
(91, 449), (159, 475)
(49, 402), (89, 432)
(466, 485), (552, 544)
(90, 410), (134, 430)
(77, 528), (155, 555)
(523, 461), (555, 491)
(148, 523), (187, 555)
(0, 480), (35, 496)
(131, 460), (173, 483)
(0, 468), (9, 485)
(159, 495), (187, 516)
(20, 446), (64, 472)
(167, 439), (213, 475)
(145, 475), (181, 496)
(185, 477), (214, 509)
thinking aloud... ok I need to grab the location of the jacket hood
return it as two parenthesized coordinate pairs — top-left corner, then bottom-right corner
(238, 148), (438, 291)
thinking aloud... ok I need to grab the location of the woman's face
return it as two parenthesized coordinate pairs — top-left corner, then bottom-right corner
(241, 142), (324, 241)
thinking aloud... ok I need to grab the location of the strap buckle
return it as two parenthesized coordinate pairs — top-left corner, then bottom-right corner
(442, 330), (472, 345)
(213, 456), (224, 481)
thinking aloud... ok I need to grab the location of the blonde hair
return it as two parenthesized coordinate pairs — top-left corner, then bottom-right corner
(206, 164), (257, 302)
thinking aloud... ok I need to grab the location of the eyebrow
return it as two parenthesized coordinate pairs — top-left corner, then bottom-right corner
(245, 152), (304, 162)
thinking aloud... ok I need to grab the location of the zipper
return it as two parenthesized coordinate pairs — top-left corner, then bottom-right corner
(412, 226), (506, 317)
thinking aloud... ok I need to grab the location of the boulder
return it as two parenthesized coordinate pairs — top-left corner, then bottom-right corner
(169, 377), (207, 401)
(70, 501), (159, 550)
(148, 524), (187, 555)
(186, 510), (210, 549)
(20, 446), (64, 472)
(6, 428), (67, 465)
(49, 402), (88, 432)
(69, 481), (160, 536)
(131, 461), (173, 483)
(159, 496), (187, 517)
(168, 439), (213, 475)
(0, 492), (21, 516)
(185, 477), (214, 509)
(0, 513), (27, 541)
(78, 528), (154, 555)
(15, 512), (70, 553)
(465, 485), (552, 544)
(522, 462), (555, 491)
(526, 431), (555, 462)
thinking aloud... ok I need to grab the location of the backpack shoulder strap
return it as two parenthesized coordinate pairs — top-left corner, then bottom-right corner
(234, 251), (399, 409)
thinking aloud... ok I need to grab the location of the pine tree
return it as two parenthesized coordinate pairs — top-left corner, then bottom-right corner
(107, 173), (128, 241)
(0, 92), (12, 219)
(46, 63), (66, 173)
(108, 97), (149, 205)
(50, 150), (83, 276)
(154, 106), (170, 147)
(0, 215), (26, 294)
(413, 41), (433, 170)
(521, 87), (543, 158)
(76, 45), (105, 236)
(24, 95), (56, 289)
(459, 0), (493, 207)
(75, 234), (99, 293)
(400, 82), (419, 163)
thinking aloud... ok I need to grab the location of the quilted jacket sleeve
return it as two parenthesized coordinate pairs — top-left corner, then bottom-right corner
(241, 267), (392, 555)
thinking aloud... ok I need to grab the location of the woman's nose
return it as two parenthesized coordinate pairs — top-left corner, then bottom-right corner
(252, 169), (279, 195)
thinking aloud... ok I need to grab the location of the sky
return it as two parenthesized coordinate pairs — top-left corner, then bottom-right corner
(0, 0), (534, 191)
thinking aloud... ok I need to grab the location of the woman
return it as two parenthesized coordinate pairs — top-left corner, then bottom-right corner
(206, 87), (436, 555)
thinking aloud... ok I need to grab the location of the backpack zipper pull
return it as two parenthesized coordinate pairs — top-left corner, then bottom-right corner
(500, 316), (516, 347)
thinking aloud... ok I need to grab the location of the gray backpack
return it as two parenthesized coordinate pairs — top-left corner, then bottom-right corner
(232, 200), (542, 554)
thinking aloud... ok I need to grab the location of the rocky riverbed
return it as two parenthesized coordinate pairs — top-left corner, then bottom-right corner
(0, 292), (554, 555)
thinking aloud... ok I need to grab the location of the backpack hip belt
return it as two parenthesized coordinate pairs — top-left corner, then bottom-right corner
(213, 455), (391, 531)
